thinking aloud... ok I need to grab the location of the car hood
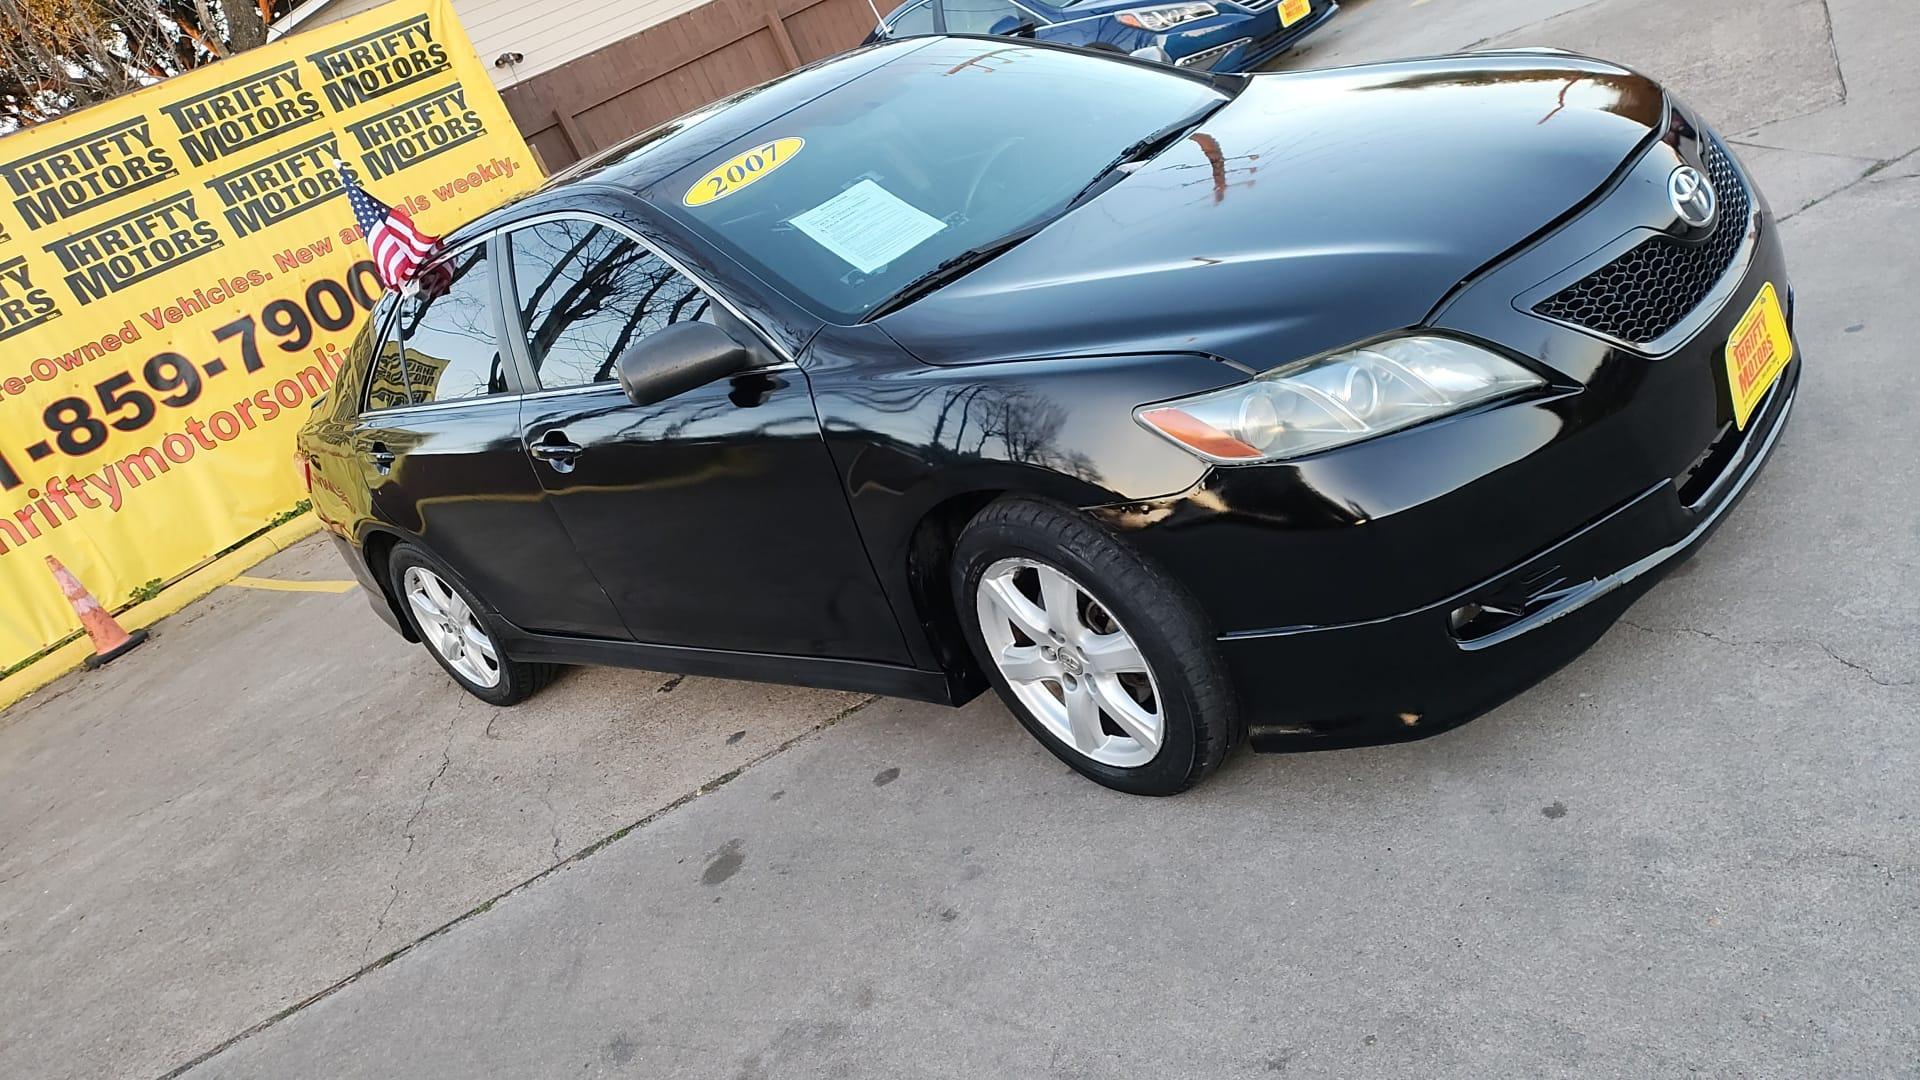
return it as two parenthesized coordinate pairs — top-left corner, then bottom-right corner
(877, 53), (1666, 371)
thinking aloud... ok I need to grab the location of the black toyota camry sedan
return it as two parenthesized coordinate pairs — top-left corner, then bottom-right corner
(299, 38), (1798, 795)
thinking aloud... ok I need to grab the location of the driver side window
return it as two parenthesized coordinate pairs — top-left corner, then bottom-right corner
(505, 219), (715, 391)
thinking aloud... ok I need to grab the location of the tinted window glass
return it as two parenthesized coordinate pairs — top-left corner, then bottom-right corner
(888, 0), (935, 34)
(389, 245), (508, 405)
(659, 42), (1226, 321)
(507, 219), (716, 390)
(362, 296), (413, 412)
(943, 0), (1024, 34)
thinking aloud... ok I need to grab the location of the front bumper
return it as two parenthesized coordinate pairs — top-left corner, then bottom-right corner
(1221, 358), (1794, 750)
(1158, 0), (1336, 72)
(1094, 128), (1799, 750)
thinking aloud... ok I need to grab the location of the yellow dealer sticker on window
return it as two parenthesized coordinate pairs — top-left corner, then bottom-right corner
(683, 138), (804, 207)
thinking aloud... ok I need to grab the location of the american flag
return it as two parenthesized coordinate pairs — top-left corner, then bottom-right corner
(335, 159), (439, 288)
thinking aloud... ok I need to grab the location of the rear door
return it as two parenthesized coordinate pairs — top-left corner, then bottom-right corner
(500, 213), (910, 663)
(351, 237), (626, 640)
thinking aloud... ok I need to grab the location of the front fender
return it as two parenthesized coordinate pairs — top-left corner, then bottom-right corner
(803, 324), (1240, 666)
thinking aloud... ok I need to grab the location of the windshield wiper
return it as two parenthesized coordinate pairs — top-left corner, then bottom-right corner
(1061, 115), (1206, 211)
(863, 226), (1042, 321)
(862, 108), (1218, 322)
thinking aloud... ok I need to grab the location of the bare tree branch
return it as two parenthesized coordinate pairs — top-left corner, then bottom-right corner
(0, 0), (294, 129)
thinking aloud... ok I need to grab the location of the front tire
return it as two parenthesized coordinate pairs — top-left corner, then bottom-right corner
(387, 542), (557, 706)
(953, 499), (1237, 795)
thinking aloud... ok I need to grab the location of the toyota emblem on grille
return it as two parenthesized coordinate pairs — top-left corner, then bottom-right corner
(1669, 165), (1718, 229)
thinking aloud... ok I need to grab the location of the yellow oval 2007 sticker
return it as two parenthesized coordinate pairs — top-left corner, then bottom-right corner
(683, 137), (804, 207)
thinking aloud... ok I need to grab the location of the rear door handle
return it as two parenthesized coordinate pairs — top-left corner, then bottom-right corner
(367, 442), (395, 473)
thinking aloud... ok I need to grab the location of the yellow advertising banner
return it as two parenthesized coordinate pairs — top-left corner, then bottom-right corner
(0, 0), (540, 672)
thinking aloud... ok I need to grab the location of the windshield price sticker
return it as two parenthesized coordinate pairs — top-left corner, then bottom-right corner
(788, 179), (947, 275)
(683, 137), (804, 208)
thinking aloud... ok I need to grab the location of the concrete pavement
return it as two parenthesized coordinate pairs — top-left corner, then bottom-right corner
(2, 0), (1915, 1076)
(0, 537), (869, 1079)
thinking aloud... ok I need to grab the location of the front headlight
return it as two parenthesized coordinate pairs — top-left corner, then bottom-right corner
(1117, 2), (1216, 31)
(1136, 336), (1545, 463)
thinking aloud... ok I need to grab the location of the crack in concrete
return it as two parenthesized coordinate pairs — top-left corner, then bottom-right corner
(1619, 618), (1914, 687)
(165, 693), (881, 1079)
(539, 759), (563, 865)
(1460, 0), (1610, 52)
(1815, 0), (1848, 106)
(1726, 138), (1878, 163)
(358, 708), (462, 961)
(1780, 144), (1920, 222)
(1778, 846), (1902, 876)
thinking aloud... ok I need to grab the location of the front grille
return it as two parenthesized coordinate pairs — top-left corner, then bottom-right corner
(1177, 38), (1252, 68)
(1532, 137), (1751, 345)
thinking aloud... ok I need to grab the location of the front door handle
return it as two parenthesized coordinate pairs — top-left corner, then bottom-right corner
(367, 442), (395, 474)
(530, 432), (584, 472)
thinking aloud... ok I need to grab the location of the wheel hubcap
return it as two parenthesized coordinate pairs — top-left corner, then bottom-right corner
(403, 567), (502, 689)
(975, 557), (1163, 768)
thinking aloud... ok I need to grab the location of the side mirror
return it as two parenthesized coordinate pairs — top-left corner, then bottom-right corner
(615, 322), (754, 406)
(989, 15), (1037, 36)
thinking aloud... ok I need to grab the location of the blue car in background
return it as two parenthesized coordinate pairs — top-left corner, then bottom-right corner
(864, 0), (1335, 72)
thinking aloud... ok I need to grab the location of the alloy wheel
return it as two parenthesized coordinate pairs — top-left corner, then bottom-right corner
(974, 557), (1164, 768)
(403, 566), (502, 689)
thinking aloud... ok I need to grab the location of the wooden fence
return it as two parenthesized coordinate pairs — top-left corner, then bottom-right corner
(499, 0), (880, 171)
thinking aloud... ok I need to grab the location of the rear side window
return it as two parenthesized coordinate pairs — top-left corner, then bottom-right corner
(364, 244), (509, 409)
(339, 296), (393, 414)
(365, 310), (414, 412)
(505, 218), (715, 390)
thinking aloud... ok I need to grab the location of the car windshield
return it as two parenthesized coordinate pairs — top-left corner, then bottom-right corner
(653, 41), (1229, 322)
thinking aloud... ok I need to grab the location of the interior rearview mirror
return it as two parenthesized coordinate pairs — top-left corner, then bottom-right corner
(616, 322), (754, 406)
(989, 15), (1037, 36)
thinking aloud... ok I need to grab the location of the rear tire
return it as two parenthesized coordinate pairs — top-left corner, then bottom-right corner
(387, 542), (558, 706)
(952, 498), (1237, 795)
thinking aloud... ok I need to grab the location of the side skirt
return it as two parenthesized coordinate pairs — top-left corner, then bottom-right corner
(494, 624), (976, 707)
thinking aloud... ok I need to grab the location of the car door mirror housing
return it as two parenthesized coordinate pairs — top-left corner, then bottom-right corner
(616, 322), (755, 407)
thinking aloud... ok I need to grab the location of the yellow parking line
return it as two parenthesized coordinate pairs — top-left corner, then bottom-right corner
(229, 576), (358, 594)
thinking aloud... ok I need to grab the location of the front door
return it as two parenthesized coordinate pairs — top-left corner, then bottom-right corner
(500, 216), (910, 663)
(354, 239), (626, 640)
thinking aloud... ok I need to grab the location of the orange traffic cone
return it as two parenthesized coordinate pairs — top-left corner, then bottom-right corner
(46, 556), (148, 669)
